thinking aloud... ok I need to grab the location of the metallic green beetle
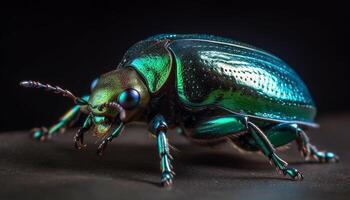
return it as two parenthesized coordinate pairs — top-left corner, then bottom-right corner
(20, 34), (339, 187)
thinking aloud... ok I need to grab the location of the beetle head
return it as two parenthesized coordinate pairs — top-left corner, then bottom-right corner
(87, 68), (150, 138)
(20, 67), (150, 139)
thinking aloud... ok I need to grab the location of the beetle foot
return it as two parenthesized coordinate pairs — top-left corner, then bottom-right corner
(301, 143), (340, 163)
(161, 171), (173, 187)
(297, 131), (339, 164)
(74, 130), (87, 150)
(283, 168), (303, 181)
(30, 127), (49, 141)
(312, 151), (339, 163)
(97, 139), (109, 156)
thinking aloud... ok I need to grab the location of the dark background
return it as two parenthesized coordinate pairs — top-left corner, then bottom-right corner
(1, 2), (349, 132)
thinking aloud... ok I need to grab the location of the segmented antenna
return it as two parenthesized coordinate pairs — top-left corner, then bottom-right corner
(19, 80), (87, 105)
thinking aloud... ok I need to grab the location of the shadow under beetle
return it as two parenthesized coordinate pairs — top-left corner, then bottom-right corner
(20, 34), (339, 187)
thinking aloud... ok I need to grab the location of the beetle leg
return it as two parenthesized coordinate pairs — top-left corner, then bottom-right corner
(149, 114), (174, 187)
(191, 114), (247, 139)
(242, 123), (339, 163)
(96, 122), (124, 156)
(296, 129), (339, 163)
(74, 114), (93, 150)
(31, 105), (82, 141)
(31, 95), (89, 141)
(247, 121), (303, 181)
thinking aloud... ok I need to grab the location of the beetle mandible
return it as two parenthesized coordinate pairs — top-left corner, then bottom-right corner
(20, 34), (339, 186)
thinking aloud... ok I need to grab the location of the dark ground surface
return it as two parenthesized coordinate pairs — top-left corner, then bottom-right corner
(0, 113), (349, 200)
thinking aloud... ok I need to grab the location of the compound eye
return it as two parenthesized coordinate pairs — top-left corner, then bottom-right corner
(90, 78), (99, 91)
(117, 88), (140, 110)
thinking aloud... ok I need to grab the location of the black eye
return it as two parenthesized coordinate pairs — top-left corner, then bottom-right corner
(117, 88), (140, 110)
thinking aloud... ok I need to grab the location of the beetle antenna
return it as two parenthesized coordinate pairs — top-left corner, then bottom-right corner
(19, 80), (88, 105)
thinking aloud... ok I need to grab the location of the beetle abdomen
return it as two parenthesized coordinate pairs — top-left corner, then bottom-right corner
(119, 34), (317, 125)
(165, 34), (316, 125)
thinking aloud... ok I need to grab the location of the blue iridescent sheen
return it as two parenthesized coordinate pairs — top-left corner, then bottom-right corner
(90, 78), (99, 91)
(20, 34), (339, 187)
(117, 88), (140, 110)
(121, 34), (316, 126)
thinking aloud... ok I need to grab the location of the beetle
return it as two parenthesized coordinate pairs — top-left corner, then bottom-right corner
(20, 34), (339, 186)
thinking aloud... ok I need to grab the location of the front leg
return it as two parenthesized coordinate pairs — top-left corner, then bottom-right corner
(32, 105), (81, 141)
(31, 95), (89, 141)
(96, 122), (125, 156)
(74, 114), (93, 149)
(149, 114), (174, 187)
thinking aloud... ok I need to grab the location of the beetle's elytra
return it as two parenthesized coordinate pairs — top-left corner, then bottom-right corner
(20, 34), (338, 187)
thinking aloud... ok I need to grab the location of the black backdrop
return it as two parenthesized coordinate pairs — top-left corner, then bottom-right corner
(1, 2), (350, 131)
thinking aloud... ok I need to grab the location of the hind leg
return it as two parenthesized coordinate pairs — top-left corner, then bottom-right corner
(242, 123), (339, 163)
(296, 127), (339, 163)
(246, 122), (303, 180)
(191, 116), (302, 179)
(264, 123), (339, 163)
